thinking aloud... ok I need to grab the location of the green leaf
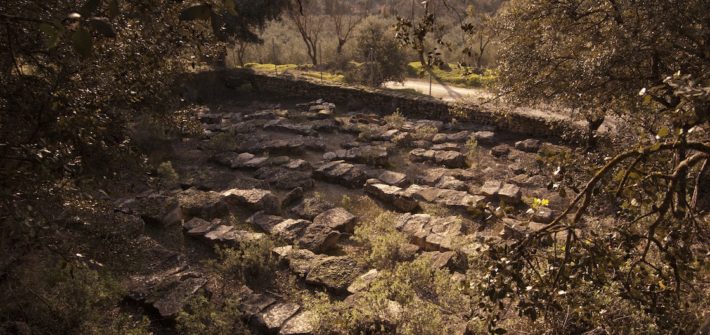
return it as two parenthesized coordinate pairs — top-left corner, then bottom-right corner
(108, 0), (120, 18)
(39, 23), (61, 49)
(179, 4), (212, 21)
(71, 29), (92, 57)
(81, 0), (102, 16)
(87, 17), (116, 37)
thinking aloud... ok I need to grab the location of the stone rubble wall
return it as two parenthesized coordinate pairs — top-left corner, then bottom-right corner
(218, 70), (587, 143)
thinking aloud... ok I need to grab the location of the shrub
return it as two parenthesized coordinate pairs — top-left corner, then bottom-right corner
(176, 295), (247, 335)
(353, 211), (409, 269)
(411, 125), (438, 141)
(344, 21), (407, 87)
(384, 109), (406, 129)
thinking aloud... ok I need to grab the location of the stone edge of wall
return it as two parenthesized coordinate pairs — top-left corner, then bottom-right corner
(222, 70), (588, 144)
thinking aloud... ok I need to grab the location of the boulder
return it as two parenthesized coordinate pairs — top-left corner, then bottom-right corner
(271, 219), (310, 242)
(472, 131), (496, 144)
(498, 183), (522, 204)
(126, 267), (206, 318)
(323, 146), (389, 166)
(305, 256), (361, 292)
(314, 160), (368, 188)
(364, 179), (419, 212)
(409, 149), (467, 168)
(247, 212), (286, 232)
(377, 170), (409, 187)
(177, 189), (229, 219)
(222, 188), (281, 214)
(432, 131), (470, 144)
(313, 208), (357, 233)
(490, 144), (512, 158)
(289, 197), (335, 220)
(254, 167), (314, 190)
(253, 303), (301, 333)
(532, 206), (554, 223)
(279, 311), (316, 335)
(297, 223), (341, 253)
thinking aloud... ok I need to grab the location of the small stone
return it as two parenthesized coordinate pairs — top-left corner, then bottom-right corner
(515, 139), (542, 153)
(532, 206), (554, 223)
(498, 183), (522, 204)
(490, 144), (511, 158)
(479, 180), (502, 197)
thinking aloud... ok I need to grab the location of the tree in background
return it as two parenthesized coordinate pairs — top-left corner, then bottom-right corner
(345, 20), (407, 87)
(326, 0), (371, 56)
(287, 0), (325, 65)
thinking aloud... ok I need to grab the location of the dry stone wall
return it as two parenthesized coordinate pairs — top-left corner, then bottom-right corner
(220, 70), (587, 143)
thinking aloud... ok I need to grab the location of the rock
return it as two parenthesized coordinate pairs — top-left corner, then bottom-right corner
(254, 303), (301, 333)
(432, 131), (470, 144)
(247, 212), (285, 232)
(183, 217), (211, 231)
(222, 188), (281, 214)
(187, 219), (220, 236)
(264, 118), (317, 136)
(364, 179), (419, 212)
(347, 269), (379, 294)
(498, 183), (522, 204)
(116, 192), (178, 226)
(436, 176), (466, 191)
(178, 189), (229, 219)
(411, 140), (432, 148)
(472, 131), (496, 144)
(213, 152), (269, 169)
(479, 180), (502, 197)
(271, 219), (310, 241)
(313, 208), (357, 233)
(314, 160), (368, 188)
(306, 256), (361, 292)
(239, 291), (277, 316)
(515, 139), (542, 152)
(284, 159), (312, 171)
(431, 143), (460, 151)
(281, 248), (326, 277)
(409, 149), (467, 168)
(509, 163), (526, 175)
(282, 187), (304, 207)
(323, 146), (389, 166)
(396, 214), (464, 251)
(377, 170), (409, 187)
(392, 132), (413, 146)
(421, 251), (458, 270)
(490, 144), (512, 158)
(279, 311), (315, 335)
(289, 197), (335, 220)
(254, 167), (314, 190)
(297, 223), (341, 253)
(203, 225), (234, 241)
(532, 206), (554, 223)
(403, 185), (484, 211)
(127, 267), (207, 318)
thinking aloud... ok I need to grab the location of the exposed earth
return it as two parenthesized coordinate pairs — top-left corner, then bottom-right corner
(114, 96), (580, 334)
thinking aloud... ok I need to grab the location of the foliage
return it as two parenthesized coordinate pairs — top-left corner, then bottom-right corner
(207, 239), (276, 286)
(408, 62), (497, 88)
(176, 294), (248, 335)
(307, 256), (469, 335)
(384, 109), (406, 129)
(411, 125), (439, 141)
(344, 20), (408, 86)
(0, 257), (150, 335)
(464, 135), (479, 163)
(352, 211), (410, 269)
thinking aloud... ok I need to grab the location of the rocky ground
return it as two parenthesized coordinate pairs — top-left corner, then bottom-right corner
(113, 98), (578, 334)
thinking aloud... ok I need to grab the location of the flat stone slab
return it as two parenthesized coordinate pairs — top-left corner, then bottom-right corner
(126, 267), (207, 318)
(402, 185), (484, 211)
(254, 302), (301, 333)
(305, 256), (361, 292)
(289, 197), (336, 220)
(515, 139), (542, 152)
(264, 118), (318, 136)
(222, 188), (281, 214)
(377, 170), (409, 187)
(396, 213), (464, 251)
(409, 149), (467, 168)
(177, 189), (229, 219)
(432, 131), (470, 144)
(364, 179), (420, 212)
(314, 160), (368, 188)
(254, 167), (314, 190)
(323, 146), (389, 166)
(313, 207), (357, 233)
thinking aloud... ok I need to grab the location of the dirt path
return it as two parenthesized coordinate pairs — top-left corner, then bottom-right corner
(384, 79), (494, 102)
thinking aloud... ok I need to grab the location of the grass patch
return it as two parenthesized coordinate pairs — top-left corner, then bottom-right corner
(244, 62), (300, 72)
(407, 62), (497, 88)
